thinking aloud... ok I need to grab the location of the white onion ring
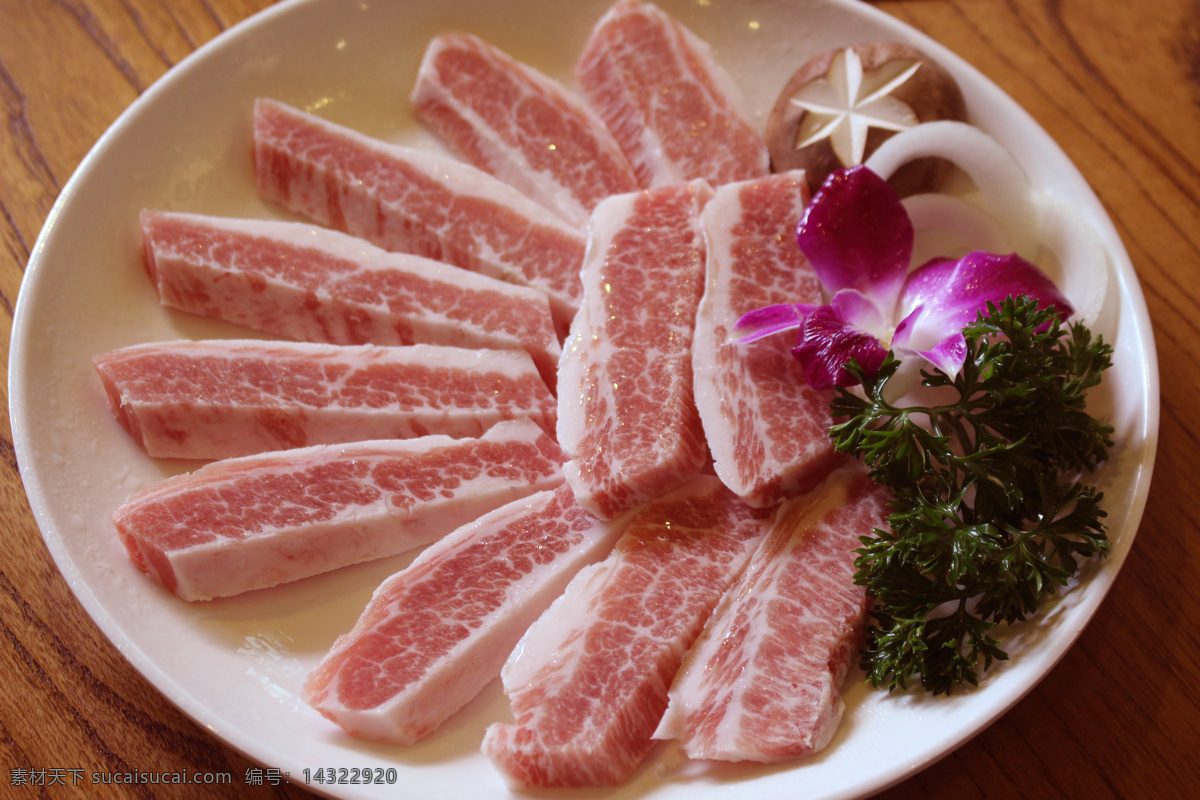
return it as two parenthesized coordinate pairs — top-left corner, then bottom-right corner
(1032, 192), (1110, 329)
(867, 121), (1109, 326)
(866, 121), (1039, 257)
(901, 192), (1012, 266)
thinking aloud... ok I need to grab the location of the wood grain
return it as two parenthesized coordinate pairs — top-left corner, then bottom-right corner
(2, 1), (1197, 798)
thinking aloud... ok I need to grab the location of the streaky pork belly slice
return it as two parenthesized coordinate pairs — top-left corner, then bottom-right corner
(576, 0), (769, 189)
(410, 32), (640, 228)
(557, 181), (712, 520)
(139, 210), (561, 387)
(481, 476), (775, 788)
(112, 419), (565, 602)
(93, 339), (556, 461)
(252, 98), (584, 333)
(693, 171), (846, 507)
(653, 465), (891, 763)
(302, 484), (630, 746)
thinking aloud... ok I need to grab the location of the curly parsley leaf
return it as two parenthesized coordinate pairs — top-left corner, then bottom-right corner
(830, 296), (1114, 694)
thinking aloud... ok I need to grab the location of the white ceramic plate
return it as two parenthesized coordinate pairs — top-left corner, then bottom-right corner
(9, 1), (1158, 798)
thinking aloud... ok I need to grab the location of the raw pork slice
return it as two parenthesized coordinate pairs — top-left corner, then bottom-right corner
(481, 476), (774, 788)
(112, 419), (565, 602)
(139, 210), (561, 386)
(302, 484), (629, 745)
(252, 98), (585, 333)
(653, 465), (890, 762)
(576, 0), (769, 188)
(557, 181), (712, 519)
(693, 171), (844, 507)
(93, 340), (556, 460)
(411, 33), (640, 227)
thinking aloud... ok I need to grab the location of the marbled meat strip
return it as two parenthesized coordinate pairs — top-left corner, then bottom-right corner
(576, 0), (769, 188)
(481, 476), (774, 788)
(653, 465), (890, 762)
(302, 484), (629, 745)
(253, 98), (584, 334)
(139, 210), (561, 387)
(693, 171), (845, 507)
(411, 33), (640, 227)
(112, 419), (565, 602)
(93, 340), (556, 460)
(556, 181), (712, 519)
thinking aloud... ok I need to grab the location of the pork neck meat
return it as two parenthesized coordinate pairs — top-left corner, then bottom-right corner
(577, 0), (769, 188)
(557, 181), (712, 519)
(693, 171), (844, 507)
(654, 465), (891, 763)
(303, 484), (628, 745)
(252, 98), (585, 333)
(112, 419), (565, 601)
(94, 340), (556, 460)
(411, 32), (640, 227)
(139, 210), (561, 386)
(481, 476), (774, 788)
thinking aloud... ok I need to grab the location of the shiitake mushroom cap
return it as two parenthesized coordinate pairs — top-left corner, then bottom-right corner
(765, 41), (967, 197)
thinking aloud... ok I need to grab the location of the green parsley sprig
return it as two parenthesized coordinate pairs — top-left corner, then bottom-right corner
(829, 296), (1115, 694)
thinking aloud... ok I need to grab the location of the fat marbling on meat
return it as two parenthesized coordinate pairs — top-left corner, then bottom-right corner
(481, 476), (774, 788)
(253, 98), (585, 334)
(654, 465), (890, 762)
(139, 210), (562, 386)
(693, 171), (845, 507)
(303, 484), (629, 745)
(112, 419), (564, 602)
(576, 0), (769, 188)
(94, 340), (556, 460)
(411, 32), (640, 227)
(556, 180), (712, 520)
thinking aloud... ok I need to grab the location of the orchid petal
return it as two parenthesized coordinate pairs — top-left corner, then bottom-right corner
(828, 288), (890, 341)
(797, 166), (913, 311)
(898, 251), (1074, 354)
(910, 331), (969, 379)
(792, 304), (888, 390)
(734, 303), (817, 343)
(891, 303), (924, 349)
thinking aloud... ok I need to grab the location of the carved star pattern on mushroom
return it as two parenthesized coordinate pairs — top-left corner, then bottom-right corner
(789, 48), (921, 168)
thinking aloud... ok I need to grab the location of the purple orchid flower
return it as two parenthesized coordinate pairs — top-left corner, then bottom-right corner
(736, 165), (1074, 390)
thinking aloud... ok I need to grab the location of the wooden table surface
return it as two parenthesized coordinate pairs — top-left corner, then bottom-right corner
(1, 0), (1195, 797)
